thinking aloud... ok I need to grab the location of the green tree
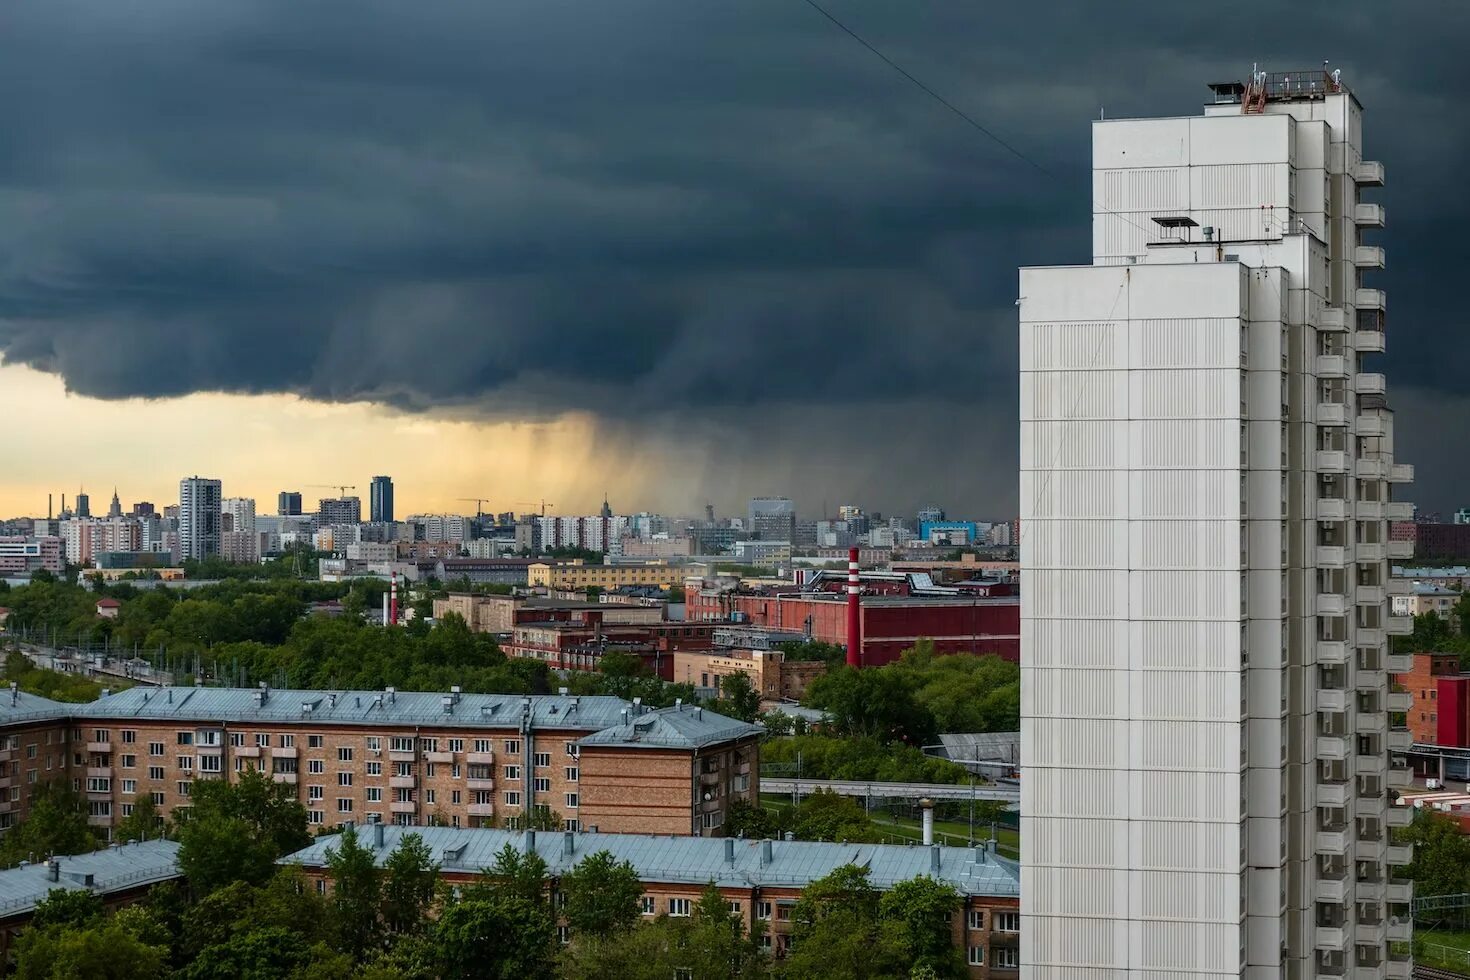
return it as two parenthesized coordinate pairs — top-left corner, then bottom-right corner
(433, 896), (557, 980)
(803, 666), (936, 745)
(789, 789), (880, 843)
(176, 812), (279, 896)
(30, 889), (103, 929)
(382, 832), (440, 935)
(474, 842), (549, 905)
(561, 849), (644, 938)
(879, 876), (965, 978)
(0, 782), (99, 869)
(326, 825), (382, 959)
(12, 919), (168, 980)
(786, 864), (906, 980)
(115, 794), (162, 843)
(1402, 809), (1470, 897)
(713, 671), (762, 723)
(725, 798), (778, 840)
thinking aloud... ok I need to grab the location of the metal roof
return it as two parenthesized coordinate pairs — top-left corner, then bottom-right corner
(576, 703), (764, 750)
(0, 689), (73, 726)
(282, 825), (1020, 897)
(0, 839), (181, 920)
(72, 687), (637, 732)
(937, 733), (1021, 765)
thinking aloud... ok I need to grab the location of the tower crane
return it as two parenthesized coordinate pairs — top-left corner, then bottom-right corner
(457, 497), (492, 518)
(307, 483), (357, 497)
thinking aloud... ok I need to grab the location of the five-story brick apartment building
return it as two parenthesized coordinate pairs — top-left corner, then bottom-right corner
(0, 684), (762, 837)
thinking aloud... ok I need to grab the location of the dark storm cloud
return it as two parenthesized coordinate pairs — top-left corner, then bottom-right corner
(1, 1), (1467, 512)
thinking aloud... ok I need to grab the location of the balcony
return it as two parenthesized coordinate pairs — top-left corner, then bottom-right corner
(1315, 925), (1349, 950)
(1386, 806), (1412, 829)
(388, 751), (416, 763)
(1356, 459), (1388, 482)
(1357, 628), (1386, 649)
(1355, 921), (1385, 946)
(1318, 498), (1349, 520)
(1318, 402), (1349, 427)
(85, 765), (112, 779)
(1385, 615), (1411, 637)
(234, 745), (261, 758)
(1355, 202), (1386, 227)
(1386, 502), (1413, 521)
(390, 800), (416, 814)
(1317, 689), (1349, 713)
(272, 772), (297, 785)
(1355, 585), (1385, 606)
(1318, 307), (1349, 331)
(466, 778), (495, 791)
(85, 741), (111, 754)
(1316, 594), (1349, 617)
(1317, 736), (1348, 761)
(1355, 501), (1386, 522)
(1355, 415), (1387, 438)
(425, 751), (454, 764)
(1388, 463), (1414, 483)
(1318, 641), (1348, 664)
(389, 775), (416, 790)
(1387, 692), (1412, 712)
(1355, 330), (1386, 354)
(1315, 872), (1348, 904)
(1386, 843), (1412, 867)
(466, 752), (495, 765)
(1386, 918), (1410, 942)
(468, 803), (495, 817)
(1316, 354), (1349, 379)
(1353, 245), (1386, 269)
(1317, 546), (1348, 568)
(1355, 712), (1387, 736)
(1387, 767), (1411, 789)
(1386, 878), (1412, 904)
(1385, 653), (1412, 674)
(1386, 960), (1411, 980)
(1357, 542), (1386, 562)
(87, 814), (112, 828)
(1316, 451), (1349, 474)
(1356, 878), (1385, 903)
(1356, 287), (1387, 311)
(1355, 373), (1386, 396)
(1356, 753), (1386, 776)
(197, 744), (223, 757)
(1355, 161), (1385, 186)
(274, 746), (297, 759)
(1387, 540), (1413, 560)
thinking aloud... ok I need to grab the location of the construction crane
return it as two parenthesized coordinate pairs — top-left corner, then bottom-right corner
(511, 500), (554, 518)
(457, 497), (492, 518)
(308, 484), (357, 497)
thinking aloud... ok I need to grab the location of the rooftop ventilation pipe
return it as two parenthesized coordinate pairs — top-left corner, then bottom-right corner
(373, 822), (385, 848)
(760, 839), (773, 865)
(563, 831), (575, 857)
(725, 838), (736, 864)
(920, 798), (935, 846)
(930, 844), (942, 875)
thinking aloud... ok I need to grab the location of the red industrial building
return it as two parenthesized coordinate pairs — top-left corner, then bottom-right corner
(686, 569), (1019, 667)
(1397, 652), (1470, 748)
(508, 612), (714, 680)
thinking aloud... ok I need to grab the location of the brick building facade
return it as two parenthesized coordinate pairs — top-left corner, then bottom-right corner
(1395, 652), (1470, 748)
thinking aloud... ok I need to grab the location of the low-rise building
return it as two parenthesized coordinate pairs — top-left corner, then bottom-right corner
(528, 562), (677, 592)
(95, 598), (121, 619)
(1396, 652), (1469, 748)
(508, 614), (714, 678)
(672, 648), (826, 701)
(282, 826), (1021, 977)
(619, 536), (694, 559)
(1390, 581), (1461, 618)
(0, 537), (64, 575)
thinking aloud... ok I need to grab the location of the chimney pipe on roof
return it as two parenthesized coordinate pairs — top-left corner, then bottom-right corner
(389, 571), (398, 627)
(759, 839), (772, 865)
(524, 829), (536, 854)
(47, 859), (59, 882)
(563, 830), (575, 856)
(373, 822), (385, 849)
(725, 838), (736, 864)
(845, 547), (862, 668)
(930, 844), (941, 875)
(920, 798), (935, 846)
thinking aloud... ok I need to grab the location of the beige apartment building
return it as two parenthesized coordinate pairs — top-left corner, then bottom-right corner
(0, 686), (762, 838)
(432, 593), (664, 635)
(672, 648), (827, 701)
(528, 562), (678, 592)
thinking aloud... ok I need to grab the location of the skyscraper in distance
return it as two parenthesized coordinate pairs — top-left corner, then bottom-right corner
(179, 477), (223, 561)
(75, 490), (90, 519)
(370, 476), (394, 523)
(747, 496), (795, 542)
(1019, 69), (1411, 977)
(278, 491), (303, 516)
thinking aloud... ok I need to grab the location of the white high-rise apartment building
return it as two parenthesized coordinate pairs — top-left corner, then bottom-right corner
(222, 497), (257, 535)
(1020, 70), (1413, 979)
(179, 477), (223, 561)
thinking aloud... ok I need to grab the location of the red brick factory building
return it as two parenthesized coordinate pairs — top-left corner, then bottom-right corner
(685, 568), (1019, 666)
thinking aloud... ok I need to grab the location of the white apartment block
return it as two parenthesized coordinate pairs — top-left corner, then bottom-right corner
(222, 496), (257, 535)
(1020, 70), (1412, 979)
(179, 477), (222, 561)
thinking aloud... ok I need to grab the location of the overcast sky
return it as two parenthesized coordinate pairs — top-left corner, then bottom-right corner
(1, 1), (1465, 518)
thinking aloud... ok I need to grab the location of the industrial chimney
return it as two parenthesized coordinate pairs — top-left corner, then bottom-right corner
(845, 546), (862, 668)
(389, 572), (399, 627)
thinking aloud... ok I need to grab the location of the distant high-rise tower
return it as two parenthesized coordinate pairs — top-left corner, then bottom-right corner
(222, 497), (257, 535)
(318, 497), (362, 525)
(370, 476), (394, 523)
(600, 495), (613, 520)
(75, 490), (91, 519)
(747, 496), (796, 542)
(107, 489), (122, 519)
(278, 491), (303, 516)
(1019, 69), (1412, 978)
(179, 477), (223, 561)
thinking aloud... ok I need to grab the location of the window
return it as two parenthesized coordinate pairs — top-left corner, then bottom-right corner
(967, 910), (985, 930)
(727, 900), (741, 915)
(640, 896), (656, 915)
(391, 737), (413, 752)
(759, 934), (772, 950)
(451, 764), (461, 778)
(25, 745), (36, 760)
(504, 765), (520, 780)
(425, 763), (436, 778)
(338, 772), (353, 787)
(557, 925), (570, 946)
(92, 729), (110, 744)
(425, 790), (436, 805)
(366, 737), (380, 751)
(565, 742), (579, 757)
(338, 798), (354, 813)
(258, 733), (272, 747)
(757, 901), (772, 920)
(121, 730), (136, 744)
(473, 739), (491, 753)
(504, 791), (521, 806)
(86, 777), (110, 793)
(968, 946), (986, 966)
(367, 761), (382, 776)
(151, 791), (165, 806)
(121, 803), (134, 817)
(452, 790), (461, 805)
(309, 786), (324, 801)
(503, 740), (520, 755)
(121, 754), (136, 769)
(565, 767), (579, 782)
(200, 755), (222, 773)
(448, 738), (463, 753)
(419, 738), (438, 752)
(776, 906), (791, 922)
(178, 756), (194, 771)
(308, 810), (325, 825)
(565, 819), (578, 832)
(149, 742), (164, 757)
(994, 911), (1019, 933)
(308, 760), (325, 774)
(230, 732), (245, 747)
(702, 811), (723, 829)
(121, 779), (136, 794)
(367, 787), (382, 802)
(176, 732), (193, 745)
(534, 778), (550, 793)
(992, 947), (1019, 968)
(315, 877), (327, 894)
(533, 752), (550, 768)
(565, 793), (578, 809)
(669, 898), (691, 917)
(308, 735), (324, 748)
(148, 766), (164, 780)
(178, 781), (192, 796)
(394, 762), (413, 777)
(279, 734), (295, 748)
(197, 729), (221, 747)
(338, 747), (354, 762)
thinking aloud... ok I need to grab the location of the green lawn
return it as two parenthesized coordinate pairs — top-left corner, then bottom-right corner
(1416, 928), (1470, 973)
(758, 793), (1020, 859)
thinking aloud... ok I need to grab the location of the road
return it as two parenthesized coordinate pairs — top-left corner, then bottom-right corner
(761, 777), (1020, 804)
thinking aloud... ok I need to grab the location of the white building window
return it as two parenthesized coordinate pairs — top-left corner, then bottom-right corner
(669, 898), (691, 917)
(994, 911), (1019, 933)
(992, 947), (1019, 968)
(968, 946), (985, 966)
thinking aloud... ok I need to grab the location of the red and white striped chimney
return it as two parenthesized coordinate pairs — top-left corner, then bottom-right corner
(846, 546), (862, 668)
(389, 571), (399, 627)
